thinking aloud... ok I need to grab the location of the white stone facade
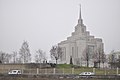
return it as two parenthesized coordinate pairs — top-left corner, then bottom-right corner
(58, 7), (104, 67)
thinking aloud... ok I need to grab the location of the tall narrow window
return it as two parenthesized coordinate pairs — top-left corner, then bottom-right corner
(88, 45), (94, 59)
(77, 47), (78, 57)
(72, 47), (74, 57)
(61, 47), (66, 61)
(64, 47), (66, 60)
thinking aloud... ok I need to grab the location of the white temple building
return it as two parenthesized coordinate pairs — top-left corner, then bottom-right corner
(58, 6), (104, 67)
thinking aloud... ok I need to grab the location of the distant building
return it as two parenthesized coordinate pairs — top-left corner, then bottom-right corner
(58, 6), (104, 67)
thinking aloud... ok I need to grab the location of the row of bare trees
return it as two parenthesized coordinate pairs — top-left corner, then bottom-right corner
(35, 49), (47, 63)
(0, 41), (106, 69)
(0, 41), (47, 64)
(0, 51), (11, 63)
(50, 45), (106, 68)
(82, 46), (106, 68)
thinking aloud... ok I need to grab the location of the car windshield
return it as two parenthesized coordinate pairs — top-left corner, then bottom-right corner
(18, 71), (21, 73)
(13, 71), (17, 73)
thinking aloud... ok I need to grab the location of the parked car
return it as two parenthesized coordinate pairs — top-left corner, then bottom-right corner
(79, 72), (95, 78)
(79, 72), (95, 75)
(8, 70), (22, 75)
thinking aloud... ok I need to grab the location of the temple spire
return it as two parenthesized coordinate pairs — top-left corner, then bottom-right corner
(78, 4), (83, 25)
(79, 4), (82, 20)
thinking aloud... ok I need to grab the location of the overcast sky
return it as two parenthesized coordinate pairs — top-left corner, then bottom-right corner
(0, 0), (120, 58)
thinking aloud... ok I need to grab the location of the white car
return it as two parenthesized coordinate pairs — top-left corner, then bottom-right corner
(8, 70), (22, 75)
(79, 72), (95, 76)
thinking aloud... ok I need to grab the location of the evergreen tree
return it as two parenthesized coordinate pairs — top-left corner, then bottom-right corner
(70, 56), (73, 65)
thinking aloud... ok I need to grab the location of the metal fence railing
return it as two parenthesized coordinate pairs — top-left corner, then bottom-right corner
(0, 68), (120, 75)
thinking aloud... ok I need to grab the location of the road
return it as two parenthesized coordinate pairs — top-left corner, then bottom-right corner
(0, 74), (120, 80)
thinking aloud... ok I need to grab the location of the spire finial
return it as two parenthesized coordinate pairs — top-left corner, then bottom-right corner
(78, 4), (83, 25)
(79, 4), (82, 20)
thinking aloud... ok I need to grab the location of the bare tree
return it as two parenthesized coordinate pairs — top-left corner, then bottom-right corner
(97, 47), (105, 68)
(108, 50), (115, 62)
(93, 46), (105, 68)
(35, 49), (46, 63)
(101, 53), (106, 68)
(15, 57), (22, 63)
(50, 45), (62, 64)
(19, 41), (31, 63)
(82, 46), (89, 67)
(0, 51), (12, 63)
(98, 48), (101, 68)
(93, 50), (99, 68)
(108, 50), (116, 69)
(12, 51), (17, 63)
(0, 51), (5, 63)
(5, 53), (12, 63)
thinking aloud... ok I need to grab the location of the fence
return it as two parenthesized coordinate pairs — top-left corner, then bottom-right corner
(0, 68), (120, 75)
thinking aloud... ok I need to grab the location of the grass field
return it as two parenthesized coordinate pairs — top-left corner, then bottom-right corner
(56, 64), (120, 75)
